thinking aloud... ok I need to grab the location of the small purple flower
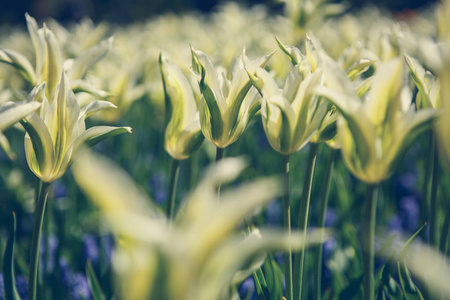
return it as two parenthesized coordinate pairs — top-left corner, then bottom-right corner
(239, 276), (257, 300)
(71, 273), (92, 300)
(82, 234), (99, 266)
(395, 172), (417, 197)
(265, 199), (282, 226)
(59, 258), (93, 300)
(324, 208), (337, 227)
(0, 273), (4, 300)
(399, 196), (419, 233)
(100, 234), (114, 266)
(53, 180), (68, 199)
(40, 234), (59, 275)
(15, 275), (28, 300)
(149, 172), (167, 205)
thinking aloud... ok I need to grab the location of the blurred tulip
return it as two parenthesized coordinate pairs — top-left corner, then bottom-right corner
(159, 54), (204, 160)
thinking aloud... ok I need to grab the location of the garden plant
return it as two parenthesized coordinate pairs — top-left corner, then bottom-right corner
(1, 0), (450, 299)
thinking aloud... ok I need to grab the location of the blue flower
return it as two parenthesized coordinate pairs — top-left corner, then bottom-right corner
(239, 276), (257, 300)
(0, 273), (4, 300)
(82, 234), (99, 266)
(15, 275), (28, 299)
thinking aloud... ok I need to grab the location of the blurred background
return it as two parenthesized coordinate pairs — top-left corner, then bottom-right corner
(1, 0), (438, 25)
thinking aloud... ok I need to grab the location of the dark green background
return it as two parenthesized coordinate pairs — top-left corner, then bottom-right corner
(0, 0), (438, 25)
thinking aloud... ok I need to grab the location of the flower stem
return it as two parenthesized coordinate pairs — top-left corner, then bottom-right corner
(315, 148), (336, 300)
(166, 158), (180, 221)
(363, 184), (378, 300)
(216, 146), (225, 198)
(440, 198), (450, 256)
(28, 180), (50, 300)
(293, 142), (319, 300)
(429, 138), (439, 248)
(215, 146), (224, 162)
(283, 154), (293, 300)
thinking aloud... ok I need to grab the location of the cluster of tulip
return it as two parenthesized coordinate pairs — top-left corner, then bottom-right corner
(1, 0), (450, 299)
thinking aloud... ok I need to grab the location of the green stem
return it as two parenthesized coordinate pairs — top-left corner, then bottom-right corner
(166, 158), (180, 221)
(363, 184), (378, 300)
(28, 180), (50, 300)
(216, 146), (225, 198)
(429, 139), (439, 248)
(421, 133), (434, 240)
(283, 154), (293, 300)
(440, 197), (450, 256)
(215, 146), (224, 162)
(293, 142), (319, 300)
(315, 148), (336, 300)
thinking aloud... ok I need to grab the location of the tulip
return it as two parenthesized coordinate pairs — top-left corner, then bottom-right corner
(159, 54), (204, 220)
(21, 71), (131, 183)
(72, 150), (330, 300)
(0, 14), (111, 99)
(23, 71), (130, 300)
(191, 47), (273, 151)
(159, 54), (203, 161)
(247, 64), (327, 156)
(316, 57), (437, 300)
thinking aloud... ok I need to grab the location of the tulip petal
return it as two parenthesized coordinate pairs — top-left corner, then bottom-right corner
(80, 100), (117, 120)
(42, 25), (63, 98)
(25, 13), (45, 77)
(0, 100), (41, 132)
(276, 36), (304, 65)
(72, 126), (132, 151)
(21, 113), (55, 180)
(67, 37), (113, 80)
(0, 48), (36, 84)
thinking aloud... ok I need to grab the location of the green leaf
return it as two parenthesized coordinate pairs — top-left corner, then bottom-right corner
(397, 223), (427, 300)
(2, 213), (21, 300)
(253, 269), (271, 300)
(261, 253), (284, 300)
(86, 260), (105, 300)
(338, 274), (363, 300)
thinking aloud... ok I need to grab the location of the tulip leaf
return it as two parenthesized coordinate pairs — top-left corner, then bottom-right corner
(397, 223), (426, 300)
(2, 212), (21, 300)
(253, 269), (271, 300)
(86, 260), (105, 300)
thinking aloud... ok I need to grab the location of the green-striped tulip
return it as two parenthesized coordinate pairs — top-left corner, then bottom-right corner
(191, 47), (273, 148)
(159, 54), (203, 160)
(317, 57), (437, 184)
(0, 14), (111, 99)
(21, 71), (131, 182)
(247, 63), (327, 155)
